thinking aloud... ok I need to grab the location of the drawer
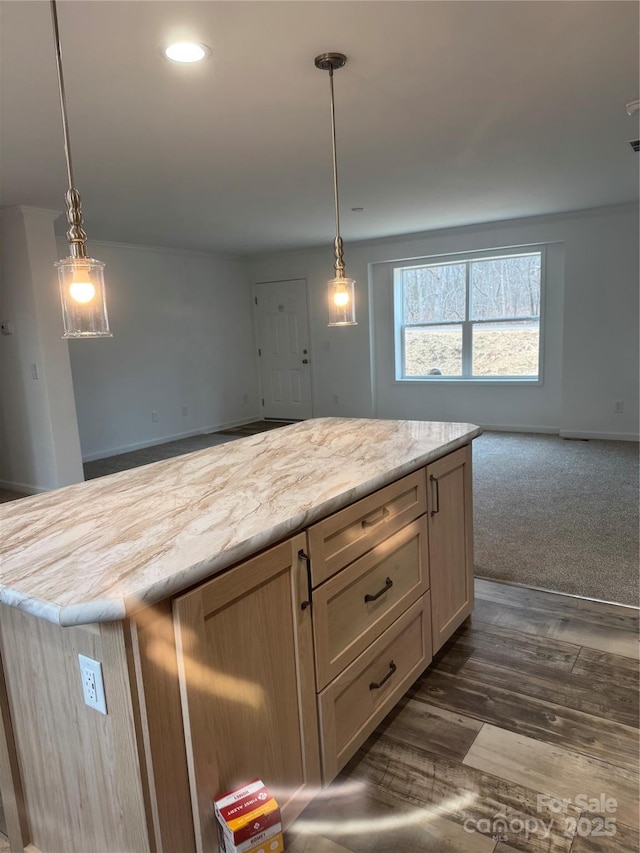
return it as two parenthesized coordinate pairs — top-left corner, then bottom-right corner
(313, 517), (429, 690)
(317, 593), (432, 782)
(307, 470), (426, 586)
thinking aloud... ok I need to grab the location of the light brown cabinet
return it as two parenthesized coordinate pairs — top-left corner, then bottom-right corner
(173, 534), (321, 852)
(427, 445), (474, 652)
(169, 446), (474, 826)
(306, 445), (473, 781)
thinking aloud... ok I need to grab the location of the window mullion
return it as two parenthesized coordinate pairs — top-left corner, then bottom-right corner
(462, 262), (472, 377)
(401, 324), (407, 378)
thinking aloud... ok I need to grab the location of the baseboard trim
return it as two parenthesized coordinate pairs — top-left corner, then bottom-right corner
(559, 430), (639, 442)
(81, 416), (260, 462)
(478, 424), (559, 435)
(477, 425), (639, 442)
(0, 480), (49, 495)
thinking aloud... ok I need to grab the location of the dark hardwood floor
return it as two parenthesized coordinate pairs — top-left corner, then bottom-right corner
(286, 580), (639, 853)
(0, 580), (635, 852)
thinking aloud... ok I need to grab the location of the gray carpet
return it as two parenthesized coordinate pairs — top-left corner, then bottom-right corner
(473, 432), (639, 607)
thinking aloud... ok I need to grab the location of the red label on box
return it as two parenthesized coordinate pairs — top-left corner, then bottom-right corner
(214, 780), (282, 851)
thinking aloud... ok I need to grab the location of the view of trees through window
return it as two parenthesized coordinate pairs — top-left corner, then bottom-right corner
(398, 253), (542, 378)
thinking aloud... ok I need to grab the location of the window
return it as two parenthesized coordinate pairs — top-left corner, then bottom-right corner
(394, 250), (543, 381)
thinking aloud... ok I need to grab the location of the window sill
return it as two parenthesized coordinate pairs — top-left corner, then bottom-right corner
(394, 377), (543, 387)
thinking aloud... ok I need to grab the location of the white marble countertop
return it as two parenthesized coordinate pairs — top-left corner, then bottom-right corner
(0, 418), (480, 626)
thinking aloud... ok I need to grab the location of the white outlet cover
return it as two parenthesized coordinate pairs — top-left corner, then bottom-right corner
(78, 654), (107, 715)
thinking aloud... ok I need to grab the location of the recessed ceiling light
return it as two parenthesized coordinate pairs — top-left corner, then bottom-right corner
(163, 42), (210, 63)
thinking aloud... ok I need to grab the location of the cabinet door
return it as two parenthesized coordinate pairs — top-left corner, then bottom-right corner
(173, 534), (320, 853)
(427, 445), (474, 652)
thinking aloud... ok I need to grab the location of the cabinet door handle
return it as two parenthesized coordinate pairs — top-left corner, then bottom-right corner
(361, 507), (389, 528)
(430, 474), (440, 517)
(364, 577), (393, 603)
(298, 549), (312, 610)
(369, 660), (397, 691)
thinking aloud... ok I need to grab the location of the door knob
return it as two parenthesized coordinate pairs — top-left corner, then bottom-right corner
(302, 359), (309, 364)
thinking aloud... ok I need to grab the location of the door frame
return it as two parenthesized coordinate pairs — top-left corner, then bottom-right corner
(252, 278), (315, 420)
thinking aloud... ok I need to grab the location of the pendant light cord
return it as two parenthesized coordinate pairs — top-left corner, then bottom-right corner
(328, 66), (342, 263)
(50, 0), (75, 192)
(50, 0), (88, 258)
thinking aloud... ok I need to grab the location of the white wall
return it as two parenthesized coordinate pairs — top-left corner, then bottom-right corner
(0, 207), (84, 492)
(560, 207), (639, 439)
(66, 241), (259, 460)
(246, 203), (639, 440)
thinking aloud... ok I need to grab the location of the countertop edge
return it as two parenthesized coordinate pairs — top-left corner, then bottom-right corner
(0, 588), (63, 625)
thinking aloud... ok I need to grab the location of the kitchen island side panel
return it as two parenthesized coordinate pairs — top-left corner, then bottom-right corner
(0, 605), (152, 853)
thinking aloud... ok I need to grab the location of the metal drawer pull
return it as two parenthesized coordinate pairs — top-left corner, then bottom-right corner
(430, 474), (440, 517)
(369, 660), (397, 690)
(361, 507), (389, 528)
(364, 577), (393, 603)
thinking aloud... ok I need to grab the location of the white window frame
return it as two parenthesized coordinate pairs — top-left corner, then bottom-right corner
(393, 245), (546, 385)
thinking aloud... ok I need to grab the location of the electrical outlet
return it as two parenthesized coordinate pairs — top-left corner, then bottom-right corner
(0, 321), (13, 335)
(182, 406), (189, 417)
(30, 363), (39, 380)
(152, 411), (159, 422)
(242, 394), (248, 404)
(614, 401), (624, 414)
(78, 654), (107, 715)
(333, 394), (339, 404)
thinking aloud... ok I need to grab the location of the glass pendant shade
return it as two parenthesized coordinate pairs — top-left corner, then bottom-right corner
(327, 275), (356, 326)
(56, 257), (112, 338)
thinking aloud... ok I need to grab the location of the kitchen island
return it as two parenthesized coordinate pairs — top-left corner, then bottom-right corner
(0, 418), (480, 853)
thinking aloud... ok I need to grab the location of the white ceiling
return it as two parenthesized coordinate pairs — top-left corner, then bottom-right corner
(1, 1), (638, 255)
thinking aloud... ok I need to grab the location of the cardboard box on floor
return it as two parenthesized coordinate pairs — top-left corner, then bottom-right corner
(214, 779), (284, 853)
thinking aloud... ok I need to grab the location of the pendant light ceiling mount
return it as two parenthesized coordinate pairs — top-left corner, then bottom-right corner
(315, 51), (357, 327)
(314, 52), (347, 73)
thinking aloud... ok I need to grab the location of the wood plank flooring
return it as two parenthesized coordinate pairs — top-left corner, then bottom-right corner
(0, 489), (27, 505)
(286, 580), (639, 853)
(215, 419), (295, 437)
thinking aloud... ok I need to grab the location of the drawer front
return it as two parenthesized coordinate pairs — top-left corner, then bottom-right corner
(307, 470), (426, 586)
(318, 593), (432, 782)
(313, 517), (429, 690)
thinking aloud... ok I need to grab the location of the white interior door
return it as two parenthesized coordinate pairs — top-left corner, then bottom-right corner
(254, 279), (313, 420)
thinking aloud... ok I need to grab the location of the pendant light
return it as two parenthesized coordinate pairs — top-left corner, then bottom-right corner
(315, 52), (357, 326)
(50, 0), (112, 338)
